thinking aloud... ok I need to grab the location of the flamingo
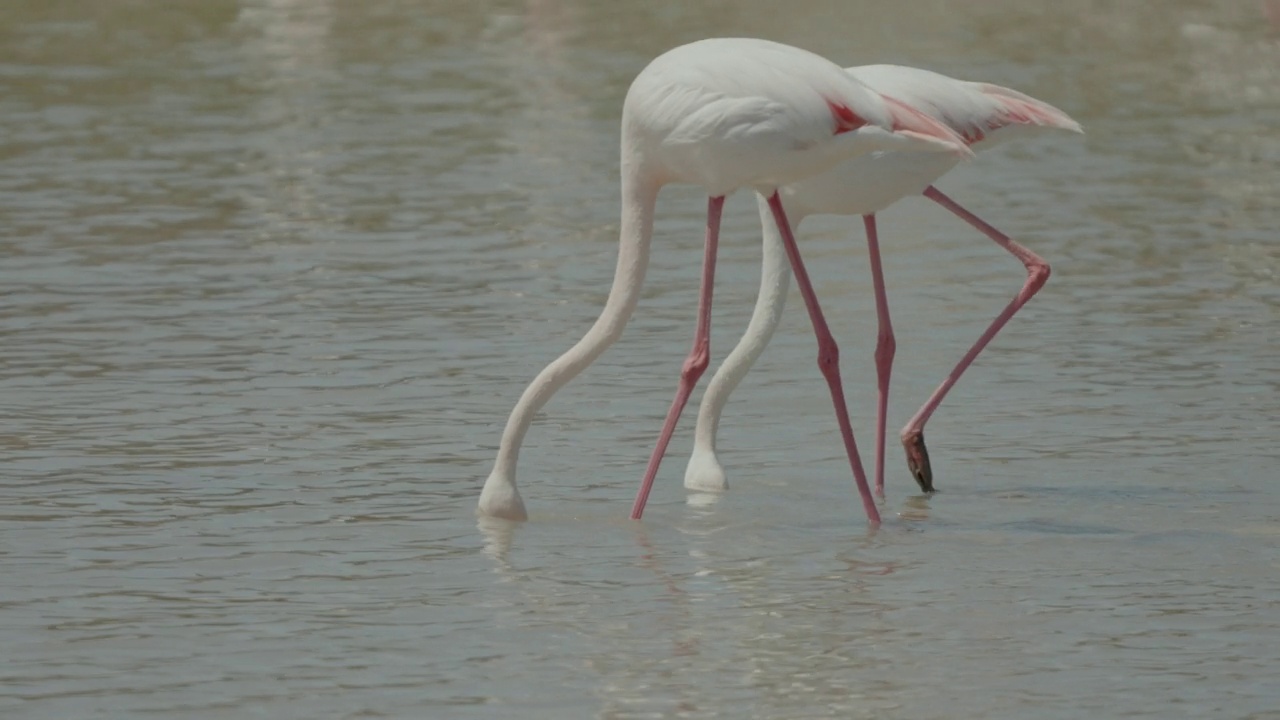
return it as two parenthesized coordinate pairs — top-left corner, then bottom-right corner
(682, 65), (1082, 498)
(478, 39), (973, 525)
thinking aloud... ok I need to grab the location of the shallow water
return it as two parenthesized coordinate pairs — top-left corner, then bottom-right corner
(2, 0), (1278, 718)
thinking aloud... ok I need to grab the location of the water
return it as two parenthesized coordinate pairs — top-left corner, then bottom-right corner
(2, 1), (1278, 717)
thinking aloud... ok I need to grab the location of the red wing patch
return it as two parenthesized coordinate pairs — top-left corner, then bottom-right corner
(826, 99), (867, 135)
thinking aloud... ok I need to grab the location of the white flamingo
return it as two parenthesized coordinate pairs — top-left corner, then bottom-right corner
(682, 64), (1083, 498)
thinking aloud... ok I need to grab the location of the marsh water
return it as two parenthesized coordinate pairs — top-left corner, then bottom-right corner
(2, 1), (1278, 717)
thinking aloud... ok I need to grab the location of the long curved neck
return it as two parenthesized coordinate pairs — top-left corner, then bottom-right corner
(692, 193), (801, 451)
(489, 164), (659, 481)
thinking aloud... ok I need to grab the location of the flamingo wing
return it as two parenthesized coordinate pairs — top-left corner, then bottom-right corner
(849, 65), (1082, 147)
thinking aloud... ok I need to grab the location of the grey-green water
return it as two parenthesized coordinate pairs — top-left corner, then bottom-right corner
(2, 1), (1278, 718)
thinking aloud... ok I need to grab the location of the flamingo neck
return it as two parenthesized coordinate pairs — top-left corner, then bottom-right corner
(692, 194), (805, 454)
(483, 165), (659, 506)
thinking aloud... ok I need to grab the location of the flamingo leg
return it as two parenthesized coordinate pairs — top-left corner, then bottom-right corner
(902, 185), (1051, 491)
(767, 192), (880, 525)
(630, 196), (724, 520)
(863, 214), (895, 498)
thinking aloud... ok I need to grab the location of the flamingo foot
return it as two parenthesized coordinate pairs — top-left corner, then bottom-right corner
(902, 430), (935, 493)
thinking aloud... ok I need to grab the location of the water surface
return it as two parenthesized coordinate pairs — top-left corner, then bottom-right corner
(2, 1), (1278, 718)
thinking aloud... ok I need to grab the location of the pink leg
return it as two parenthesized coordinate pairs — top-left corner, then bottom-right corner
(767, 193), (880, 525)
(630, 196), (724, 520)
(863, 214), (895, 498)
(902, 185), (1051, 491)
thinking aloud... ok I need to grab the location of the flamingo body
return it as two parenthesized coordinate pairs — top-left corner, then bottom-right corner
(627, 46), (971, 196)
(780, 66), (1080, 218)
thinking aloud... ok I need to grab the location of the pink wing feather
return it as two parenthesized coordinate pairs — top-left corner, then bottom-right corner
(849, 65), (1082, 148)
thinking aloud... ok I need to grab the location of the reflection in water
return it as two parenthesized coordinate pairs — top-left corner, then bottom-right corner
(1179, 11), (1280, 244)
(1265, 0), (1280, 30)
(477, 514), (519, 569)
(235, 0), (336, 239)
(479, 0), (612, 241)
